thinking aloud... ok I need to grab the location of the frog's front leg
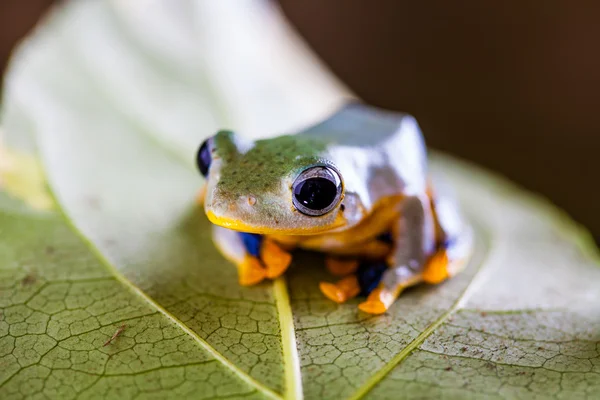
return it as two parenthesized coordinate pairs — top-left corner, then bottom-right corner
(260, 237), (293, 279)
(358, 195), (436, 314)
(212, 226), (265, 285)
(212, 226), (292, 285)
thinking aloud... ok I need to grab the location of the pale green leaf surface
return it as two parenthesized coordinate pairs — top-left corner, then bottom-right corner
(1, 1), (599, 399)
(0, 192), (261, 400)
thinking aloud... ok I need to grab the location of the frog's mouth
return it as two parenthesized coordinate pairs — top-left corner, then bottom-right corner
(205, 210), (347, 236)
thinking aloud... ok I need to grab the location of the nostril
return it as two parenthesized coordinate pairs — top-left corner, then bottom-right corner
(247, 196), (257, 206)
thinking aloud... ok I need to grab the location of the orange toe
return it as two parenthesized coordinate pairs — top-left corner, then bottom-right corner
(423, 250), (450, 284)
(320, 276), (361, 304)
(261, 239), (292, 279)
(238, 256), (266, 286)
(325, 258), (359, 276)
(358, 287), (395, 314)
(320, 282), (347, 303)
(358, 300), (388, 315)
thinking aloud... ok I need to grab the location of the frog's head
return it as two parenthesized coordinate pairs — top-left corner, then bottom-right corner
(197, 130), (365, 235)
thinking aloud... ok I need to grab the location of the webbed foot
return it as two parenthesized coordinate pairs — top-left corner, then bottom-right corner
(261, 238), (292, 279)
(358, 286), (396, 314)
(320, 260), (388, 307)
(422, 250), (449, 284)
(238, 256), (267, 286)
(238, 232), (292, 281)
(212, 227), (294, 285)
(319, 275), (361, 303)
(422, 233), (472, 284)
(357, 265), (422, 314)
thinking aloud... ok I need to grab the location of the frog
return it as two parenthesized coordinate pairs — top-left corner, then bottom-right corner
(196, 103), (472, 314)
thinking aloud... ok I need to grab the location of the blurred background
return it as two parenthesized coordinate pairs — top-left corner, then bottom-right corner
(1, 0), (598, 243)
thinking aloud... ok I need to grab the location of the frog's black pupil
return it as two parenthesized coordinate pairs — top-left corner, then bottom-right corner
(293, 178), (338, 211)
(196, 140), (211, 177)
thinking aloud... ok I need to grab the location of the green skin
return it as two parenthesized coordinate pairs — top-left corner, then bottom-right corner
(202, 103), (470, 294)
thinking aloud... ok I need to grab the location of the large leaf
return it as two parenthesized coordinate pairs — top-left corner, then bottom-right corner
(1, 1), (599, 399)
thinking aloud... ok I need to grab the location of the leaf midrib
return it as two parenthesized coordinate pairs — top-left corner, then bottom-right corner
(274, 278), (303, 400)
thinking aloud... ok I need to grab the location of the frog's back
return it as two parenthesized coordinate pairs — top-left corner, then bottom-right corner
(299, 103), (429, 202)
(300, 103), (412, 146)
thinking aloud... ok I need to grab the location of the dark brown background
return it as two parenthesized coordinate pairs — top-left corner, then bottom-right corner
(1, 1), (599, 242)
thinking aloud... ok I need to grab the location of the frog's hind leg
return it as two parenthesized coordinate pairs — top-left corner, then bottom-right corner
(422, 186), (473, 284)
(422, 232), (472, 284)
(358, 191), (473, 314)
(212, 226), (266, 286)
(358, 266), (423, 314)
(358, 195), (436, 314)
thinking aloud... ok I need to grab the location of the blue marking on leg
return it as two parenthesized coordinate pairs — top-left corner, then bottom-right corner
(357, 261), (388, 296)
(440, 236), (455, 250)
(239, 232), (263, 258)
(376, 232), (394, 245)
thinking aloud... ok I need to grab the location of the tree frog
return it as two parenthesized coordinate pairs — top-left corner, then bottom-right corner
(196, 103), (472, 314)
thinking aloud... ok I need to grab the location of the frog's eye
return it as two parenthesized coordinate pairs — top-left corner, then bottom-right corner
(292, 166), (343, 216)
(196, 138), (212, 177)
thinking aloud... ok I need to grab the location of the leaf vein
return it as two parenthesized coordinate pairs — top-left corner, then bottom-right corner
(39, 175), (282, 400)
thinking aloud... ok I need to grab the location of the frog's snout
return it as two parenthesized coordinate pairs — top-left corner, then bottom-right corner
(205, 191), (258, 217)
(225, 195), (257, 211)
(204, 192), (269, 233)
